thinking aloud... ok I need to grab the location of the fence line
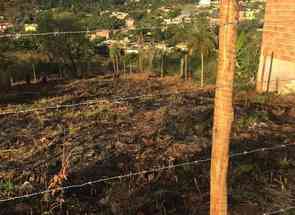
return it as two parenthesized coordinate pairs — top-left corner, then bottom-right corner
(0, 30), (97, 38)
(0, 90), (213, 117)
(0, 27), (164, 39)
(0, 142), (294, 203)
(263, 206), (295, 215)
(1, 76), (295, 117)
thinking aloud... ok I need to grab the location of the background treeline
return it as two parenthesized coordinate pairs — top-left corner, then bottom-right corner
(0, 0), (262, 91)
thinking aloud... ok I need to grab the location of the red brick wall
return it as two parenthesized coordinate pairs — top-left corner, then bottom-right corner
(257, 0), (295, 92)
(261, 0), (295, 62)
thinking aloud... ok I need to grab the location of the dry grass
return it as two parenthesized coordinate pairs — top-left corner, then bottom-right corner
(0, 73), (295, 214)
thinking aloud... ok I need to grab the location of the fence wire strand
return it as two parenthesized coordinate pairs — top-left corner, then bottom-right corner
(263, 206), (295, 215)
(0, 142), (294, 204)
(1, 76), (295, 117)
(0, 90), (213, 116)
(0, 2), (294, 213)
(0, 27), (165, 39)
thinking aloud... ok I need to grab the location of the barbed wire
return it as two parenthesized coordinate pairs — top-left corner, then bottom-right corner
(0, 26), (165, 39)
(263, 206), (295, 215)
(0, 90), (213, 117)
(0, 30), (97, 39)
(0, 142), (294, 203)
(1, 76), (295, 117)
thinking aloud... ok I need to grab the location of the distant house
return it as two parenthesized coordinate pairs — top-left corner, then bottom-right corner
(163, 14), (191, 25)
(176, 43), (189, 52)
(239, 9), (256, 21)
(24, 24), (38, 32)
(126, 18), (135, 30)
(89, 30), (111, 41)
(155, 43), (167, 51)
(256, 0), (295, 94)
(126, 48), (139, 54)
(111, 11), (128, 20)
(0, 22), (13, 33)
(199, 0), (211, 7)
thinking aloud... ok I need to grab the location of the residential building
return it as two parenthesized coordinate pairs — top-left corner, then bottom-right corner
(126, 18), (135, 30)
(0, 22), (13, 32)
(163, 14), (191, 25)
(239, 9), (256, 21)
(199, 0), (211, 7)
(24, 23), (38, 32)
(256, 0), (295, 93)
(111, 11), (128, 20)
(89, 29), (111, 41)
(176, 43), (189, 52)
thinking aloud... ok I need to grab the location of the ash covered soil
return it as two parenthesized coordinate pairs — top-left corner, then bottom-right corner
(0, 74), (295, 215)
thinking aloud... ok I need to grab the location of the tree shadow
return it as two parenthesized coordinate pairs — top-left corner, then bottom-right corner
(0, 79), (68, 106)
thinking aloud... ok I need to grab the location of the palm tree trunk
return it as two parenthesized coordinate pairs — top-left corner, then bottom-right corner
(184, 54), (188, 81)
(148, 51), (153, 73)
(123, 60), (126, 78)
(161, 54), (164, 78)
(180, 56), (184, 78)
(138, 54), (142, 73)
(116, 55), (120, 78)
(58, 64), (63, 79)
(201, 52), (204, 88)
(112, 57), (116, 79)
(32, 63), (37, 82)
(210, 1), (238, 215)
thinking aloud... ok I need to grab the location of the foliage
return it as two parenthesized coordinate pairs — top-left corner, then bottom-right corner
(96, 15), (125, 30)
(167, 8), (182, 19)
(0, 180), (15, 193)
(0, 37), (15, 89)
(36, 10), (95, 78)
(236, 21), (262, 84)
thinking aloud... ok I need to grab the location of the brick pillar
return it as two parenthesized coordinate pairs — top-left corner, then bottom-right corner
(256, 0), (295, 93)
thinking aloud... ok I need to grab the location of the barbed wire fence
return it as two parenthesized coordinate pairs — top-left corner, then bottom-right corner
(1, 10), (295, 215)
(0, 70), (294, 213)
(0, 142), (295, 215)
(0, 26), (166, 39)
(1, 76), (295, 117)
(0, 90), (213, 116)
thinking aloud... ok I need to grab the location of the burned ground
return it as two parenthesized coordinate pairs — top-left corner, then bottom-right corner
(0, 74), (295, 215)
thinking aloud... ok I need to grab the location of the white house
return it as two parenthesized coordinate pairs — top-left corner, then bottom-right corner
(24, 24), (38, 32)
(111, 11), (128, 20)
(126, 18), (135, 29)
(0, 22), (13, 32)
(199, 0), (211, 7)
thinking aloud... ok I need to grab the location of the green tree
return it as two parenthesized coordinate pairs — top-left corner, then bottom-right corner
(171, 19), (217, 83)
(187, 18), (217, 87)
(14, 37), (40, 84)
(236, 22), (262, 86)
(171, 25), (189, 80)
(37, 11), (94, 78)
(96, 15), (125, 30)
(0, 37), (14, 91)
(167, 8), (181, 19)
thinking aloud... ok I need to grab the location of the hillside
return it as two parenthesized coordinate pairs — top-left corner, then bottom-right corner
(1, 74), (295, 214)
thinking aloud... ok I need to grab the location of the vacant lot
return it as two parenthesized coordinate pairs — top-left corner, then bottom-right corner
(1, 74), (295, 215)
